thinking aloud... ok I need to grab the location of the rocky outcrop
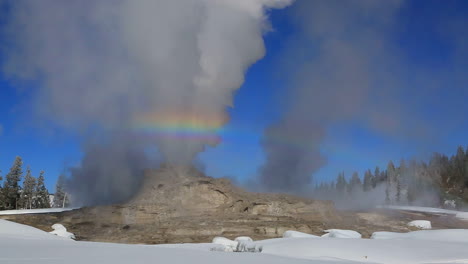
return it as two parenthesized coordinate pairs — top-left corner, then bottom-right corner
(1, 165), (338, 244)
(128, 165), (336, 219)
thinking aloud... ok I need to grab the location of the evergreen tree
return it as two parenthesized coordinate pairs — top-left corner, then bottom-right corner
(372, 166), (380, 188)
(35, 171), (50, 208)
(54, 174), (69, 208)
(386, 161), (396, 204)
(395, 160), (406, 203)
(20, 166), (36, 209)
(3, 156), (23, 209)
(0, 169), (3, 210)
(465, 146), (468, 188)
(348, 172), (362, 194)
(335, 172), (347, 194)
(396, 174), (402, 203)
(363, 170), (373, 192)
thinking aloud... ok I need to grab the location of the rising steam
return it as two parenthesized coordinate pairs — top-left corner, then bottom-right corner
(260, 0), (404, 192)
(2, 0), (292, 205)
(260, 0), (468, 197)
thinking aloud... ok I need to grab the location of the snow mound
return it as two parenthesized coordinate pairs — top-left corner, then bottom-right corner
(234, 236), (253, 242)
(371, 229), (468, 243)
(49, 224), (76, 240)
(283, 230), (319, 238)
(408, 220), (431, 229)
(444, 200), (457, 209)
(0, 208), (75, 215)
(321, 229), (361, 238)
(236, 241), (263, 253)
(211, 237), (262, 252)
(211, 237), (238, 252)
(382, 205), (468, 221)
(456, 212), (468, 220)
(0, 219), (58, 240)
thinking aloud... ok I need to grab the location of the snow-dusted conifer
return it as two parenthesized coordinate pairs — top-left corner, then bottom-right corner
(20, 166), (36, 209)
(3, 156), (23, 209)
(35, 171), (51, 208)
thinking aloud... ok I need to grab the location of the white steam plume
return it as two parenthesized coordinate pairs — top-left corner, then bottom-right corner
(259, 0), (468, 197)
(2, 0), (292, 205)
(259, 0), (404, 192)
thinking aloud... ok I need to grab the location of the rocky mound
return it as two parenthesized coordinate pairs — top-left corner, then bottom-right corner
(129, 164), (336, 218)
(1, 165), (339, 244)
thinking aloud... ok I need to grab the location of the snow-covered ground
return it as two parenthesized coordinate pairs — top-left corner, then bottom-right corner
(381, 205), (468, 221)
(49, 224), (75, 239)
(408, 220), (432, 229)
(2, 220), (468, 263)
(321, 229), (362, 238)
(283, 230), (319, 238)
(0, 208), (76, 215)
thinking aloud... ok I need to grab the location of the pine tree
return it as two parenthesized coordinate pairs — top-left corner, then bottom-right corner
(0, 169), (3, 210)
(335, 172), (347, 194)
(35, 171), (50, 208)
(386, 161), (396, 204)
(54, 174), (69, 208)
(465, 146), (468, 189)
(395, 160), (406, 203)
(372, 166), (380, 188)
(348, 172), (362, 194)
(3, 156), (23, 209)
(363, 170), (373, 192)
(20, 166), (36, 209)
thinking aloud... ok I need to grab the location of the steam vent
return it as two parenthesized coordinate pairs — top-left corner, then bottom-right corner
(6, 165), (338, 244)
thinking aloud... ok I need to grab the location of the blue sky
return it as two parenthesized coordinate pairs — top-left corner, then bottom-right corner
(1, 0), (468, 191)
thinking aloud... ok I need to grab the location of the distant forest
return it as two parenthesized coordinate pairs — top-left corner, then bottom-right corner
(2, 146), (468, 210)
(0, 156), (69, 210)
(313, 145), (468, 208)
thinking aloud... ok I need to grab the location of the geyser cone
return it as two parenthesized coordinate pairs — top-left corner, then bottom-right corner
(127, 164), (337, 218)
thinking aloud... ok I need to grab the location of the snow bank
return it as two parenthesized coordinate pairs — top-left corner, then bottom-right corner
(382, 205), (468, 221)
(0, 220), (315, 264)
(3, 219), (468, 264)
(371, 229), (468, 243)
(0, 219), (69, 241)
(283, 230), (319, 238)
(321, 229), (362, 238)
(0, 208), (75, 215)
(236, 241), (263, 253)
(408, 220), (431, 229)
(212, 237), (262, 252)
(261, 230), (468, 264)
(49, 224), (75, 239)
(234, 236), (253, 242)
(456, 211), (468, 220)
(211, 237), (238, 252)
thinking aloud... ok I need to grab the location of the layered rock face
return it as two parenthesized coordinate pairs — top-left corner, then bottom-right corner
(128, 165), (336, 219)
(3, 165), (338, 244)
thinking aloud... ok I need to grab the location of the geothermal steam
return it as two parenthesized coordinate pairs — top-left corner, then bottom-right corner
(3, 0), (292, 205)
(260, 0), (405, 192)
(260, 0), (468, 195)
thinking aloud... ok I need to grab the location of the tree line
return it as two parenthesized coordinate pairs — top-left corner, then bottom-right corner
(314, 145), (468, 208)
(0, 156), (69, 210)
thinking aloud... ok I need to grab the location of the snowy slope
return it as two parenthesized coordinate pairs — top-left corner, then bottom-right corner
(0, 220), (327, 264)
(283, 230), (319, 238)
(382, 205), (468, 221)
(259, 235), (468, 264)
(2, 219), (468, 264)
(371, 229), (468, 243)
(0, 208), (76, 215)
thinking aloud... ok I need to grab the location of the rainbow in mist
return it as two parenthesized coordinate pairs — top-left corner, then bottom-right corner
(132, 111), (226, 143)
